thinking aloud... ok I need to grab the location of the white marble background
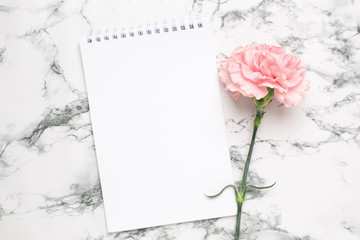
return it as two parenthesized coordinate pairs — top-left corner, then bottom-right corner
(1, 0), (360, 239)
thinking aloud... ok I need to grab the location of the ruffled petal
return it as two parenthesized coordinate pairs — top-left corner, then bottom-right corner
(277, 79), (310, 107)
(230, 72), (269, 99)
(240, 63), (264, 82)
(219, 60), (232, 85)
(219, 44), (308, 106)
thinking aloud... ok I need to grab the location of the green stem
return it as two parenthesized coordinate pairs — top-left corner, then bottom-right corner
(240, 123), (259, 190)
(235, 201), (243, 240)
(234, 109), (263, 240)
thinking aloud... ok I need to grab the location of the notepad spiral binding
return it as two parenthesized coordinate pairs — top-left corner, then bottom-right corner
(87, 19), (204, 43)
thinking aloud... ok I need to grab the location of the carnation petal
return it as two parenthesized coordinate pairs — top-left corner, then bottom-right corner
(230, 91), (241, 100)
(240, 63), (263, 81)
(229, 72), (268, 99)
(218, 61), (244, 100)
(220, 44), (309, 103)
(274, 88), (286, 103)
(278, 79), (310, 107)
(259, 81), (286, 93)
(219, 60), (231, 84)
(244, 50), (255, 68)
(228, 59), (242, 74)
(287, 68), (306, 87)
(259, 66), (272, 76)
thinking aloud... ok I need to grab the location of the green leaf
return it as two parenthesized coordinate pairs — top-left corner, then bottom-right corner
(205, 184), (237, 198)
(246, 181), (276, 190)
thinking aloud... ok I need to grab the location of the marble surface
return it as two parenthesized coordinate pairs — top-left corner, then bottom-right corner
(1, 0), (360, 239)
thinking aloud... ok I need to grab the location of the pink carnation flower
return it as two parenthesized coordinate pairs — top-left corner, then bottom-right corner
(219, 44), (310, 107)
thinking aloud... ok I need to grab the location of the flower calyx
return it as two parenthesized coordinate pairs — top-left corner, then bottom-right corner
(253, 88), (274, 127)
(253, 88), (274, 111)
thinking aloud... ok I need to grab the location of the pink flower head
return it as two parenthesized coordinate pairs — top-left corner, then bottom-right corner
(219, 44), (310, 107)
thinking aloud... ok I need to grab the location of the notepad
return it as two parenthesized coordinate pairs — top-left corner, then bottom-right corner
(80, 19), (236, 233)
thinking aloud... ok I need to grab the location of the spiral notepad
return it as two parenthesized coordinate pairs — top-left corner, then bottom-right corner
(80, 19), (236, 233)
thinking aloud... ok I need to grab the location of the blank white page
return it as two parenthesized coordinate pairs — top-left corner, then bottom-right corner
(80, 21), (236, 233)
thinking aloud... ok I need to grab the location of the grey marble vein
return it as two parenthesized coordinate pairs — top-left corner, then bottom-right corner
(22, 98), (89, 146)
(0, 47), (5, 63)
